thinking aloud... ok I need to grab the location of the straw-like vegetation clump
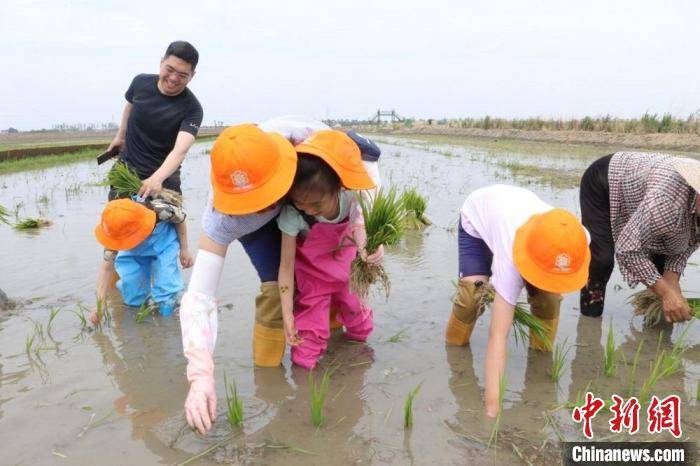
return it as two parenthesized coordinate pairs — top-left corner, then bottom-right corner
(350, 187), (406, 299)
(14, 217), (52, 230)
(630, 289), (700, 327)
(400, 187), (431, 229)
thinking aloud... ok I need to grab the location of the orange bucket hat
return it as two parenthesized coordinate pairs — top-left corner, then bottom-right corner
(210, 124), (297, 215)
(94, 199), (156, 251)
(294, 130), (375, 190)
(513, 208), (590, 293)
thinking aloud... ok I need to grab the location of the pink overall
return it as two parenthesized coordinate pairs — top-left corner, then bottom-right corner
(292, 219), (374, 369)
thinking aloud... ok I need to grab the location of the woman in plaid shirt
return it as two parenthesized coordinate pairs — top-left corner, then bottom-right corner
(579, 152), (700, 322)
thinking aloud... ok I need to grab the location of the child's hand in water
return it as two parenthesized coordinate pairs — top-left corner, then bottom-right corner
(180, 248), (194, 268)
(360, 244), (384, 265)
(283, 314), (304, 346)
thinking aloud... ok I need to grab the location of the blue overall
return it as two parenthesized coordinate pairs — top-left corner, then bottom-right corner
(115, 221), (183, 314)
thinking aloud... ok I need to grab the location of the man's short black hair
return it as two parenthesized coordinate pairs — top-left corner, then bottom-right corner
(164, 41), (199, 70)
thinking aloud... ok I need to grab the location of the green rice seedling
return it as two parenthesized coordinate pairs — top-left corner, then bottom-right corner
(689, 298), (700, 319)
(14, 218), (52, 230)
(71, 308), (89, 332)
(106, 162), (143, 197)
(46, 307), (60, 336)
(626, 338), (645, 396)
(403, 382), (423, 429)
(387, 328), (408, 343)
(82, 297), (111, 330)
(350, 187), (406, 299)
(660, 323), (691, 377)
(639, 333), (671, 402)
(223, 371), (244, 427)
(696, 383), (699, 402)
(0, 204), (10, 225)
(135, 302), (155, 323)
(487, 373), (507, 450)
(400, 187), (431, 229)
(308, 368), (332, 427)
(549, 338), (572, 383)
(603, 318), (616, 377)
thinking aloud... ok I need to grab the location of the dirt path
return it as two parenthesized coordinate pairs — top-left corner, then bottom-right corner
(353, 124), (700, 153)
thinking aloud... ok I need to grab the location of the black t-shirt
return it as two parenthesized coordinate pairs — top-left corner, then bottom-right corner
(121, 74), (203, 185)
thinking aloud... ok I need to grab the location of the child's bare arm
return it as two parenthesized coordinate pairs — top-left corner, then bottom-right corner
(483, 293), (515, 418)
(175, 222), (194, 268)
(279, 233), (302, 345)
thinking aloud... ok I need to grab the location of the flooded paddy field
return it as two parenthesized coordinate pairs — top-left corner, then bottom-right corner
(1, 136), (698, 465)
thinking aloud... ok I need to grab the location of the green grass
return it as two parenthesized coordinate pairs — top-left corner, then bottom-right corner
(603, 318), (616, 377)
(400, 187), (430, 228)
(403, 382), (422, 429)
(549, 338), (572, 383)
(223, 372), (244, 428)
(0, 148), (99, 175)
(350, 187), (406, 299)
(309, 368), (332, 428)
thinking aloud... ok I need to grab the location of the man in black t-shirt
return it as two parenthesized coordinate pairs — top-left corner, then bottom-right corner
(96, 41), (202, 302)
(108, 41), (203, 198)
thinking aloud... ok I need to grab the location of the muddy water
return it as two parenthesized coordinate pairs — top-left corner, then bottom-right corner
(0, 137), (698, 465)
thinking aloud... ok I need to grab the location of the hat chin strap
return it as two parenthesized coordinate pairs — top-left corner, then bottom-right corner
(188, 249), (224, 296)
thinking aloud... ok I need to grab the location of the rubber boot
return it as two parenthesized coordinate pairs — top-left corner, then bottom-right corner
(253, 282), (285, 367)
(527, 290), (561, 352)
(329, 306), (343, 331)
(445, 280), (485, 346)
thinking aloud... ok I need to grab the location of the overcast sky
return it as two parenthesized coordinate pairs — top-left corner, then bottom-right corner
(3, 0), (700, 130)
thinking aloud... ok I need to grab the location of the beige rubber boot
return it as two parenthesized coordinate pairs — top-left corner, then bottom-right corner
(445, 280), (486, 346)
(253, 282), (286, 367)
(527, 290), (561, 352)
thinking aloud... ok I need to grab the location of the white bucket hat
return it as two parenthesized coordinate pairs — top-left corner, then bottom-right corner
(671, 157), (700, 193)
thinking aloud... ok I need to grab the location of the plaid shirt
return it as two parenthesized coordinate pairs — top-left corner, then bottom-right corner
(609, 152), (700, 287)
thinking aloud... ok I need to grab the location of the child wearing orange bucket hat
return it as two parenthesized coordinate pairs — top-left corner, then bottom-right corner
(445, 184), (590, 417)
(276, 130), (382, 369)
(180, 124), (298, 435)
(94, 197), (186, 315)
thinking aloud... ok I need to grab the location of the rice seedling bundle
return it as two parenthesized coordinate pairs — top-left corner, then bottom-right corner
(630, 289), (700, 327)
(106, 161), (180, 200)
(135, 302), (155, 323)
(479, 283), (552, 350)
(400, 187), (431, 229)
(350, 187), (406, 299)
